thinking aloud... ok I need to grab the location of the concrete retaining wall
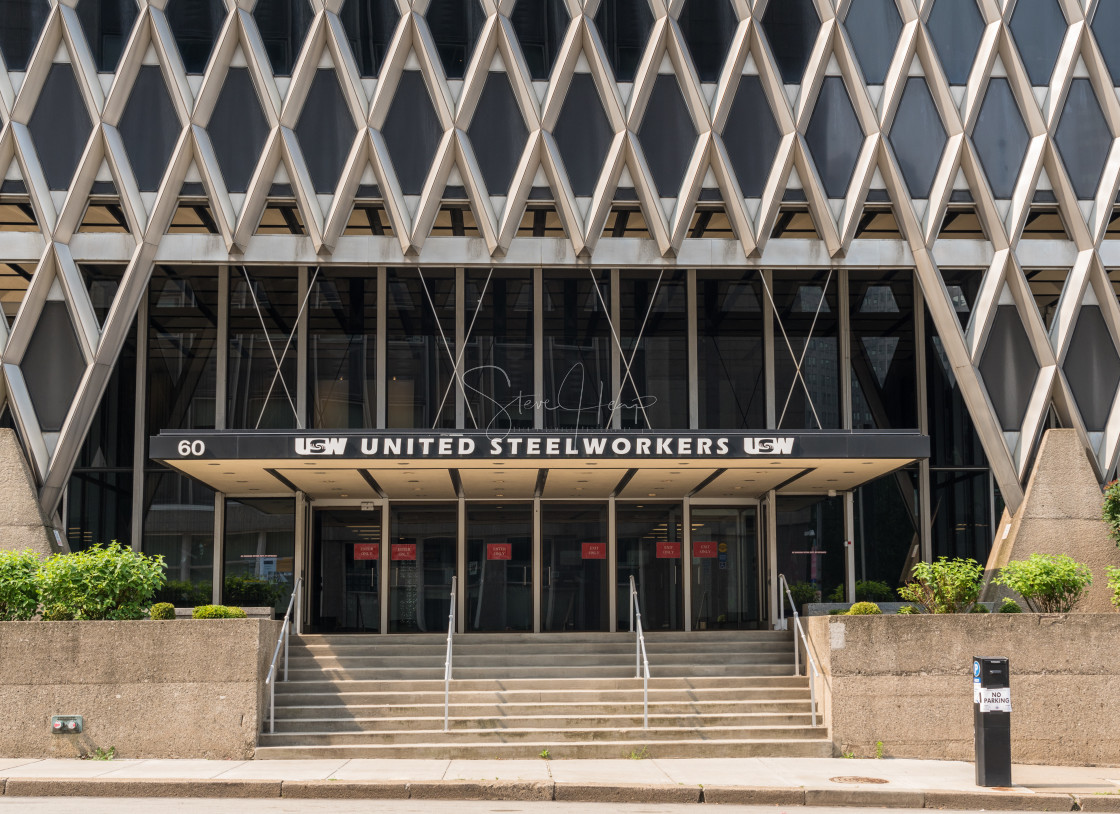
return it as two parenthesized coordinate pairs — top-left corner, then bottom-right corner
(0, 619), (281, 759)
(804, 614), (1120, 766)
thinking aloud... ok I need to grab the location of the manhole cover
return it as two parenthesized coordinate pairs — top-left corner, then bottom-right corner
(829, 776), (889, 785)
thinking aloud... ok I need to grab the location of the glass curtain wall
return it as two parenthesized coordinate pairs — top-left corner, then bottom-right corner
(853, 469), (919, 591)
(389, 502), (457, 632)
(541, 271), (611, 429)
(465, 503), (532, 631)
(615, 503), (684, 631)
(223, 497), (295, 615)
(773, 272), (841, 429)
(144, 266), (219, 604)
(849, 270), (917, 430)
(386, 269), (456, 428)
(697, 271), (766, 428)
(541, 503), (609, 631)
(775, 494), (845, 605)
(619, 270), (688, 429)
(308, 268), (377, 428)
(228, 267), (300, 429)
(464, 270), (534, 432)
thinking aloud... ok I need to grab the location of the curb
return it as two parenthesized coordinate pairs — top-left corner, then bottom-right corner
(0, 776), (1101, 808)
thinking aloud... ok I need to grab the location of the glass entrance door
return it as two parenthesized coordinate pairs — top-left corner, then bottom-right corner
(616, 503), (685, 631)
(541, 503), (609, 631)
(690, 506), (761, 629)
(389, 503), (457, 633)
(311, 508), (382, 632)
(465, 503), (532, 631)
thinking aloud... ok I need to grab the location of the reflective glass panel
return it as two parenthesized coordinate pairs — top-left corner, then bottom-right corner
(1055, 79), (1111, 200)
(510, 0), (568, 80)
(119, 66), (180, 192)
(253, 0), (313, 76)
(805, 77), (863, 198)
(697, 271), (765, 429)
(308, 268), (376, 429)
(931, 469), (992, 561)
(28, 63), (93, 191)
(637, 75), (696, 196)
(0, 0), (49, 71)
(312, 508), (382, 632)
(467, 73), (529, 195)
(386, 268), (456, 429)
(845, 0), (901, 84)
(1009, 0), (1066, 86)
(425, 0), (485, 79)
(383, 71), (442, 196)
(1064, 305), (1120, 432)
(978, 304), (1039, 431)
(167, 0), (225, 73)
(464, 269), (533, 432)
(541, 502), (609, 631)
(849, 270), (917, 430)
(723, 77), (780, 197)
(207, 68), (269, 194)
(690, 507), (760, 629)
(973, 78), (1029, 199)
(773, 272), (841, 429)
(76, 0), (138, 71)
(761, 0), (819, 84)
(926, 312), (986, 467)
(776, 494), (844, 607)
(554, 74), (613, 197)
(228, 268), (300, 429)
(295, 70), (355, 195)
(594, 0), (653, 82)
(22, 301), (84, 432)
(678, 0), (737, 82)
(927, 0), (983, 85)
(853, 469), (918, 590)
(542, 271), (611, 430)
(223, 498), (295, 615)
(340, 0), (397, 77)
(889, 77), (946, 198)
(144, 470), (215, 605)
(620, 271), (688, 429)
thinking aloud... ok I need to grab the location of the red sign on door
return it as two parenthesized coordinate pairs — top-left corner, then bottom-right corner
(391, 543), (417, 561)
(353, 543), (379, 561)
(487, 543), (512, 560)
(581, 542), (606, 559)
(692, 541), (718, 558)
(657, 541), (682, 559)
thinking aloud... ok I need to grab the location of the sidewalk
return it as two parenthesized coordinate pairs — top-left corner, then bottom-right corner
(2, 756), (1120, 808)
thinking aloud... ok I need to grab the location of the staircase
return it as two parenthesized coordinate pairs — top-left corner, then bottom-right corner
(254, 631), (831, 759)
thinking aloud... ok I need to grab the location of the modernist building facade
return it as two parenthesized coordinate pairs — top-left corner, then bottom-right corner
(1, 0), (1118, 633)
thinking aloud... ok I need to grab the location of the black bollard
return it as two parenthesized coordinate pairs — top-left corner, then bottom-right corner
(973, 656), (1012, 787)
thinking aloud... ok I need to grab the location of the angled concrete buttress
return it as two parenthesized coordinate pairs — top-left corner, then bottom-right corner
(0, 429), (63, 556)
(983, 429), (1120, 612)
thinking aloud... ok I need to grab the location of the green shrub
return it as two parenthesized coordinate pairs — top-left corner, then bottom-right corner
(1107, 567), (1120, 611)
(223, 575), (283, 607)
(1103, 481), (1120, 547)
(38, 543), (165, 621)
(192, 605), (247, 619)
(847, 602), (882, 615)
(786, 581), (819, 612)
(897, 605), (920, 615)
(153, 579), (212, 607)
(970, 602), (989, 613)
(998, 597), (1023, 613)
(827, 580), (896, 603)
(149, 602), (175, 620)
(897, 557), (983, 614)
(993, 553), (1092, 613)
(828, 608), (847, 615)
(0, 549), (40, 621)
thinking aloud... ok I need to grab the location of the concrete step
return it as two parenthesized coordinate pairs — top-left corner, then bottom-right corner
(280, 666), (796, 681)
(270, 713), (816, 733)
(273, 699), (813, 718)
(293, 631), (790, 646)
(285, 651), (794, 669)
(274, 675), (806, 691)
(257, 724), (823, 746)
(287, 643), (795, 660)
(252, 738), (833, 760)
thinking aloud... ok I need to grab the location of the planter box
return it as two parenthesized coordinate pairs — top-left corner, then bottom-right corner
(173, 607), (274, 620)
(803, 602), (996, 616)
(0, 619), (281, 759)
(805, 614), (1120, 766)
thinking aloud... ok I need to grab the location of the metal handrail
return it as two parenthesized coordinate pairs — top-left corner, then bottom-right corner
(264, 577), (303, 734)
(777, 574), (819, 728)
(628, 575), (650, 729)
(444, 576), (457, 733)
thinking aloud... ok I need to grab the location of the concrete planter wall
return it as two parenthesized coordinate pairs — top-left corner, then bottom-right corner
(0, 619), (281, 759)
(804, 614), (1120, 766)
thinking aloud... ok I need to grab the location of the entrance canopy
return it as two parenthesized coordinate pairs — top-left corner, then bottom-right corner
(150, 431), (928, 501)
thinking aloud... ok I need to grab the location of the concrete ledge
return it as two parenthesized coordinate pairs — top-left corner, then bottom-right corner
(701, 785), (807, 805)
(407, 780), (553, 801)
(1072, 796), (1120, 813)
(923, 791), (1075, 810)
(554, 782), (701, 803)
(806, 788), (925, 808)
(281, 780), (410, 799)
(2, 778), (282, 798)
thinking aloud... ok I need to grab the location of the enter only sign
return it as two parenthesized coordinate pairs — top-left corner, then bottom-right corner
(979, 687), (1012, 713)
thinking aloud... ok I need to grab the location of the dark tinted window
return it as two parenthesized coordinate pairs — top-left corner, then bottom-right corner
(678, 0), (737, 82)
(773, 272), (840, 429)
(385, 268), (456, 428)
(978, 303), (1039, 431)
(1055, 79), (1111, 200)
(972, 78), (1028, 198)
(697, 271), (765, 429)
(253, 0), (313, 76)
(1093, 2), (1120, 86)
(22, 301), (85, 431)
(889, 77), (946, 197)
(77, 0), (138, 71)
(166, 0), (225, 73)
(595, 0), (653, 82)
(554, 74), (613, 196)
(295, 70), (355, 194)
(805, 77), (863, 198)
(761, 0), (819, 84)
(207, 68), (269, 194)
(926, 0), (983, 85)
(637, 75), (696, 196)
(464, 270), (534, 431)
(849, 270), (917, 430)
(0, 0), (49, 71)
(425, 0), (485, 79)
(118, 66), (180, 192)
(723, 77), (780, 197)
(541, 271), (611, 430)
(308, 269), (376, 428)
(339, 0), (397, 77)
(1064, 305), (1120, 431)
(619, 271), (688, 429)
(382, 71), (442, 196)
(1009, 0), (1066, 86)
(467, 73), (529, 194)
(28, 63), (93, 191)
(510, 0), (568, 81)
(846, 0), (901, 84)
